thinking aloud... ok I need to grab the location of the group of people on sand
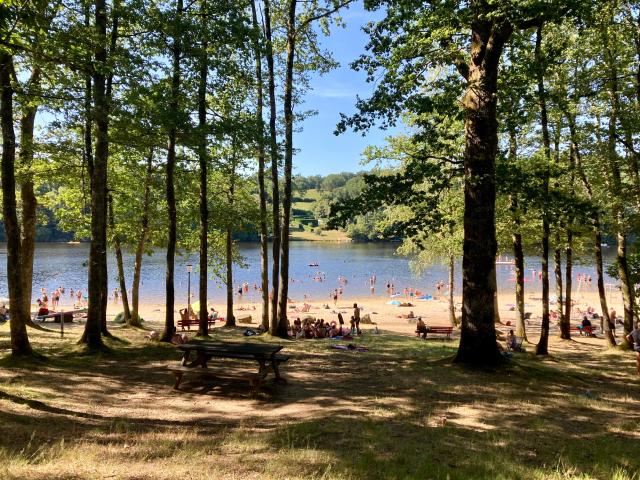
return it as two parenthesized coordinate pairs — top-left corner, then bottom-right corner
(35, 285), (87, 315)
(291, 303), (363, 339)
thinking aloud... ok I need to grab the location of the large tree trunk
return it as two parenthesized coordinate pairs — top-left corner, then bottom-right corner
(131, 149), (153, 327)
(197, 0), (209, 337)
(276, 0), (297, 338)
(454, 20), (512, 365)
(82, 0), (109, 349)
(264, 0), (280, 335)
(251, 0), (270, 332)
(108, 195), (131, 324)
(161, 0), (183, 342)
(535, 25), (551, 356)
(0, 52), (33, 356)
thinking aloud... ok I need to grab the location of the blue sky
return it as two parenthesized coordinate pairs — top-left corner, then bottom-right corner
(294, 2), (400, 176)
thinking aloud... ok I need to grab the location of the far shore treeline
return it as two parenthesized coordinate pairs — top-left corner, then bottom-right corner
(0, 172), (379, 243)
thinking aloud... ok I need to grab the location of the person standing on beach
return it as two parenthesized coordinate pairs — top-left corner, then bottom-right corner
(351, 303), (361, 335)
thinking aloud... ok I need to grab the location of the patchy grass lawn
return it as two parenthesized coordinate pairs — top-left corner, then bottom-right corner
(0, 322), (638, 479)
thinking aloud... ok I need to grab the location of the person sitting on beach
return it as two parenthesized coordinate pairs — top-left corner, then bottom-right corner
(625, 322), (640, 376)
(351, 303), (361, 335)
(416, 317), (428, 339)
(328, 321), (340, 337)
(37, 299), (49, 316)
(507, 330), (525, 352)
(581, 316), (592, 329)
(407, 310), (415, 319)
(292, 318), (302, 337)
(0, 302), (8, 322)
(208, 308), (218, 321)
(170, 326), (188, 345)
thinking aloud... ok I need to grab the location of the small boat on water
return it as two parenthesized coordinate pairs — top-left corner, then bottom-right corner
(67, 241), (81, 245)
(308, 262), (319, 267)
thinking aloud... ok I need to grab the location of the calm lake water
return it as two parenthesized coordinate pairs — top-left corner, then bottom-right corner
(0, 242), (618, 306)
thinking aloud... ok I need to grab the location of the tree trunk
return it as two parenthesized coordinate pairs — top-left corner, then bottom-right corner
(569, 112), (616, 347)
(264, 0), (280, 335)
(251, 0), (270, 332)
(535, 25), (551, 356)
(562, 228), (573, 339)
(554, 240), (564, 325)
(276, 0), (297, 338)
(82, 0), (109, 349)
(508, 131), (526, 339)
(18, 67), (40, 321)
(108, 195), (131, 324)
(225, 162), (236, 328)
(512, 206), (526, 340)
(454, 20), (512, 365)
(197, 0), (210, 337)
(131, 149), (153, 326)
(161, 0), (183, 342)
(602, 1), (636, 344)
(448, 254), (456, 326)
(225, 226), (235, 327)
(0, 52), (33, 356)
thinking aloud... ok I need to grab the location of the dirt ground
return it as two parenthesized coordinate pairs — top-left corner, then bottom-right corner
(0, 294), (638, 479)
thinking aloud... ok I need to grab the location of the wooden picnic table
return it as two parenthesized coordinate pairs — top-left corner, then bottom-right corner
(35, 309), (87, 323)
(170, 342), (290, 394)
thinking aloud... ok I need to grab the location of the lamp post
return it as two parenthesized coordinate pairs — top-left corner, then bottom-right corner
(187, 264), (192, 315)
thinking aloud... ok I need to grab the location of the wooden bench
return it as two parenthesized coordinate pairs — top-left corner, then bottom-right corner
(177, 317), (221, 331)
(168, 353), (290, 395)
(417, 326), (453, 340)
(570, 325), (597, 337)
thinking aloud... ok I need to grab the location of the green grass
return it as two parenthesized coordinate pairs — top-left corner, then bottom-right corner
(0, 323), (639, 479)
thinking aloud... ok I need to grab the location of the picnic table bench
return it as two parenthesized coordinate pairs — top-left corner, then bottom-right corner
(570, 325), (597, 337)
(169, 342), (289, 395)
(177, 317), (222, 330)
(416, 326), (454, 340)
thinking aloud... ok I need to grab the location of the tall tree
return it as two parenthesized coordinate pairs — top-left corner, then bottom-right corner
(263, 0), (281, 334)
(0, 50), (33, 356)
(161, 0), (184, 342)
(250, 0), (270, 331)
(82, 0), (110, 349)
(535, 24), (552, 356)
(197, 0), (210, 337)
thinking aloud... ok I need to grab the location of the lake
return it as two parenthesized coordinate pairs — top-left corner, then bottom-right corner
(0, 242), (618, 305)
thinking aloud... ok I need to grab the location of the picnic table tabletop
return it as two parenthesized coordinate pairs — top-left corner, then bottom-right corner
(178, 341), (283, 358)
